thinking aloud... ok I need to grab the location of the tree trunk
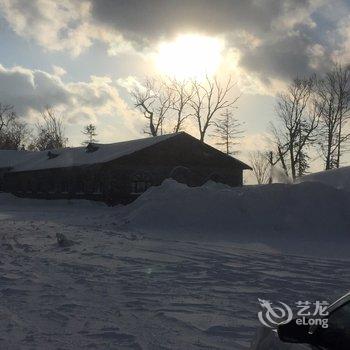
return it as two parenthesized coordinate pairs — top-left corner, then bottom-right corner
(336, 116), (342, 168)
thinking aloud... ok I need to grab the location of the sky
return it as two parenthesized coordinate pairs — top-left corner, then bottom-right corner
(0, 0), (350, 173)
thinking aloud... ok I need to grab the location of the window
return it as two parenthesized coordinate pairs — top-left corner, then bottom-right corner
(93, 181), (103, 194)
(131, 172), (152, 194)
(76, 181), (84, 194)
(61, 182), (69, 194)
(132, 181), (151, 194)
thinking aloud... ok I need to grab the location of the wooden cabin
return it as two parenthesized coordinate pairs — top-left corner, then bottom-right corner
(0, 132), (251, 204)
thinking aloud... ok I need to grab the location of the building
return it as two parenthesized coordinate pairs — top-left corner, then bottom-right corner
(0, 150), (34, 191)
(0, 132), (251, 204)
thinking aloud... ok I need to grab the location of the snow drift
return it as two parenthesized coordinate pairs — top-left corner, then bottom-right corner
(299, 166), (350, 192)
(120, 180), (350, 258)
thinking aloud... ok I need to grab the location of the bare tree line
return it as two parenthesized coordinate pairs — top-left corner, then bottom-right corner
(249, 151), (272, 185)
(29, 107), (68, 151)
(131, 76), (242, 146)
(0, 105), (68, 151)
(0, 104), (101, 152)
(270, 76), (321, 179)
(0, 104), (28, 150)
(1, 75), (244, 156)
(316, 64), (350, 169)
(253, 63), (350, 183)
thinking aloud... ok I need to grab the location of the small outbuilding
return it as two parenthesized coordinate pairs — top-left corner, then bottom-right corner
(1, 132), (251, 204)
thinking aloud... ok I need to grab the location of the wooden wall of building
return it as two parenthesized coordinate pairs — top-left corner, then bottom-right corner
(3, 134), (247, 205)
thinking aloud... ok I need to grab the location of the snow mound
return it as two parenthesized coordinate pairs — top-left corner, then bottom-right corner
(120, 179), (350, 258)
(299, 166), (350, 191)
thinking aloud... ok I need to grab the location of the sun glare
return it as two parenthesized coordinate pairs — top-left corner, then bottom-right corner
(155, 34), (223, 80)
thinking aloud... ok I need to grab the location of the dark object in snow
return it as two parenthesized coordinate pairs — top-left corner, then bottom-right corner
(56, 233), (74, 247)
(85, 143), (99, 153)
(47, 151), (59, 159)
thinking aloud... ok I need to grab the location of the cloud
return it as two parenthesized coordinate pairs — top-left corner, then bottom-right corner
(90, 0), (318, 41)
(88, 0), (350, 88)
(333, 14), (350, 62)
(52, 65), (67, 77)
(0, 0), (94, 56)
(238, 33), (332, 84)
(0, 64), (140, 140)
(0, 0), (132, 56)
(0, 65), (70, 114)
(0, 0), (349, 93)
(239, 132), (272, 153)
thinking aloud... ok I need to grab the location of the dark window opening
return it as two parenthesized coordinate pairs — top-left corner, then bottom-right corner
(131, 172), (152, 194)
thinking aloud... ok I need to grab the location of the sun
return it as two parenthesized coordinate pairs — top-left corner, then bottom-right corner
(155, 34), (223, 80)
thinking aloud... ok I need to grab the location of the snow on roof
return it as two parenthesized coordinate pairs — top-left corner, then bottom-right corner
(0, 150), (36, 170)
(1, 133), (178, 173)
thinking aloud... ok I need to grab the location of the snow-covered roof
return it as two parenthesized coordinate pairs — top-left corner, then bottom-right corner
(1, 133), (178, 173)
(0, 132), (251, 173)
(0, 150), (36, 170)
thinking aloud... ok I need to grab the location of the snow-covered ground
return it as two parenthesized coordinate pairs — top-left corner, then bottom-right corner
(118, 179), (350, 259)
(0, 183), (349, 349)
(299, 165), (350, 191)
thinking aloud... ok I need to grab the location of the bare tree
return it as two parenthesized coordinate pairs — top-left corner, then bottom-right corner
(0, 104), (29, 150)
(271, 76), (320, 179)
(131, 77), (195, 136)
(315, 63), (350, 169)
(249, 151), (271, 184)
(131, 78), (172, 136)
(0, 120), (29, 150)
(189, 76), (239, 142)
(167, 78), (193, 133)
(130, 76), (239, 141)
(0, 104), (16, 133)
(212, 109), (244, 155)
(82, 124), (98, 145)
(30, 107), (68, 151)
